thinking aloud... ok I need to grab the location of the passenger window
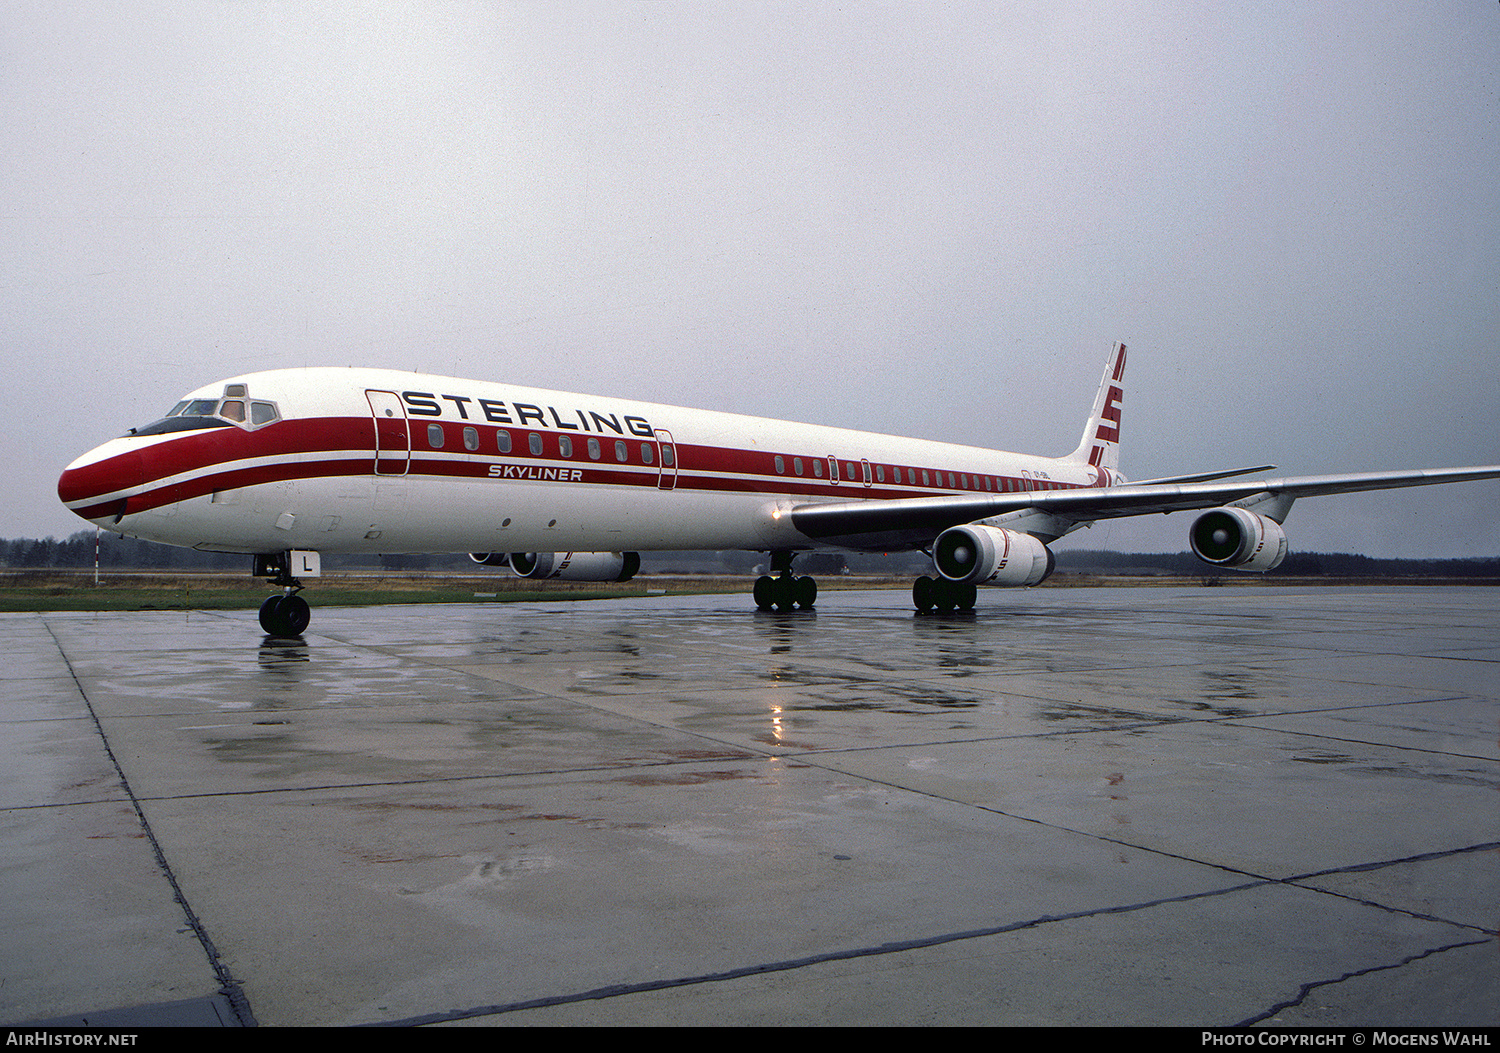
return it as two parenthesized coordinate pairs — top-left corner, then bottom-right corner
(497, 430), (512, 454)
(588, 437), (601, 460)
(876, 465), (884, 483)
(558, 435), (572, 458)
(640, 443), (654, 465)
(775, 455), (785, 475)
(813, 459), (823, 478)
(794, 457), (804, 476)
(661, 444), (673, 467)
(428, 423), (444, 448)
(528, 433), (543, 455)
(615, 440), (628, 462)
(464, 426), (479, 452)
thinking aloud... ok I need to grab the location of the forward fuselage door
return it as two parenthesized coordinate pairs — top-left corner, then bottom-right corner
(655, 429), (678, 490)
(366, 390), (410, 476)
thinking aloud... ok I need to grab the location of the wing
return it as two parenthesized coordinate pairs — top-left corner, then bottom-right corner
(788, 465), (1500, 550)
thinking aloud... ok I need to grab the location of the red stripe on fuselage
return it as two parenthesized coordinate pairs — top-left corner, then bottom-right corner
(61, 417), (370, 505)
(67, 413), (1094, 520)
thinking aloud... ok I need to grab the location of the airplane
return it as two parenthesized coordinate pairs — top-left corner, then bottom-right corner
(57, 343), (1500, 636)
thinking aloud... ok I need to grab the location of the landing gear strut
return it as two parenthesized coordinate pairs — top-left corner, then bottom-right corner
(254, 552), (311, 636)
(754, 551), (817, 611)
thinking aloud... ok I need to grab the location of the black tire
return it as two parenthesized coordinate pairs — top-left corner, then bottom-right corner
(259, 595), (286, 635)
(753, 575), (776, 610)
(794, 575), (817, 609)
(773, 575), (797, 612)
(912, 576), (937, 612)
(281, 594), (311, 635)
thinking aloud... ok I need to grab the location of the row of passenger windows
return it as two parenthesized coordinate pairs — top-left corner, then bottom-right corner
(424, 424), (673, 467)
(770, 454), (1059, 493)
(415, 421), (1046, 492)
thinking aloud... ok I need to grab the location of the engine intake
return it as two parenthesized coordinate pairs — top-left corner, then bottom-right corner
(509, 551), (641, 582)
(1189, 508), (1287, 572)
(469, 552), (510, 567)
(933, 525), (1055, 586)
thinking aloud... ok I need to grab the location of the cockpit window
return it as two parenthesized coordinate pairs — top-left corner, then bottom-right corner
(130, 386), (281, 436)
(132, 414), (235, 436)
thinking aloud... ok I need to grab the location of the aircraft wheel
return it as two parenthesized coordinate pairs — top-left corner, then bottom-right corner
(912, 576), (937, 612)
(258, 596), (283, 634)
(753, 575), (777, 611)
(958, 582), (978, 610)
(794, 575), (817, 609)
(281, 594), (311, 635)
(773, 575), (798, 612)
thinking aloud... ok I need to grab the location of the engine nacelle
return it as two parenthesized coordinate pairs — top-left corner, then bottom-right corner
(933, 525), (1055, 586)
(509, 551), (642, 582)
(1189, 508), (1288, 572)
(469, 552), (511, 567)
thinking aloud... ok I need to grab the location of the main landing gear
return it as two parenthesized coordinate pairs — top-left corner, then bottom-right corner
(254, 552), (311, 636)
(754, 552), (817, 611)
(912, 575), (977, 612)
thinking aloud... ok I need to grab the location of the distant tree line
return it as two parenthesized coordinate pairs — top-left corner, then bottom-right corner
(3, 532), (1498, 578)
(0, 532), (463, 572)
(1052, 549), (1500, 578)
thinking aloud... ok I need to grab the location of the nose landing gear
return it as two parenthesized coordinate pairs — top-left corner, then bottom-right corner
(254, 551), (317, 636)
(259, 592), (310, 636)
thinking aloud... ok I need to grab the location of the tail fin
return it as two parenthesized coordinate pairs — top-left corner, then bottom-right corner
(1068, 342), (1126, 471)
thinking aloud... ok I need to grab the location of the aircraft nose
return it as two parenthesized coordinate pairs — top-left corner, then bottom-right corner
(58, 440), (146, 525)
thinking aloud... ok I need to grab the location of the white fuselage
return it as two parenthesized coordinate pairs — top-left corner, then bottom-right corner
(59, 367), (1109, 557)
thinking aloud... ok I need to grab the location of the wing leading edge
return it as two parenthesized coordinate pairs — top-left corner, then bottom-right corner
(788, 465), (1500, 551)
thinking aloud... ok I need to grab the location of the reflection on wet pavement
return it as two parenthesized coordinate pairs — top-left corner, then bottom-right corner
(5, 586), (1497, 1026)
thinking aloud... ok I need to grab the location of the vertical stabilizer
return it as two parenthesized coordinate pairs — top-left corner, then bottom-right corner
(1069, 342), (1126, 471)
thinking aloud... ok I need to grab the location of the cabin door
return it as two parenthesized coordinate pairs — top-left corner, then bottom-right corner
(655, 429), (678, 490)
(366, 390), (410, 476)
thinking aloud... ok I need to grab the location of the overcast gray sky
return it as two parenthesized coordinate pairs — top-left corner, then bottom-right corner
(4, 2), (1498, 556)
